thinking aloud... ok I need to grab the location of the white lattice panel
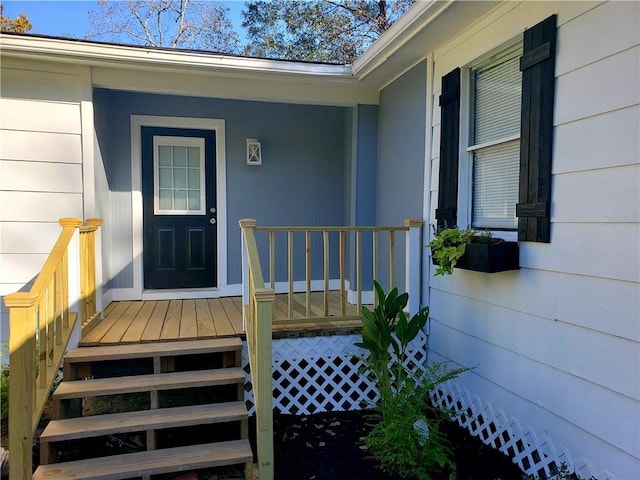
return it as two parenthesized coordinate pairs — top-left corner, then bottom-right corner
(430, 380), (610, 480)
(243, 332), (427, 416)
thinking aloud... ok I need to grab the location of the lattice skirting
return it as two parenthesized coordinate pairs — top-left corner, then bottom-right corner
(431, 380), (616, 480)
(242, 331), (427, 416)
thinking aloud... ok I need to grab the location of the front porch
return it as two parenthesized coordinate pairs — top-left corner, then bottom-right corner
(79, 293), (363, 347)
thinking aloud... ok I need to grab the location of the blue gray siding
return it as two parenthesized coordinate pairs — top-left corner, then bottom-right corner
(375, 62), (427, 292)
(94, 89), (347, 288)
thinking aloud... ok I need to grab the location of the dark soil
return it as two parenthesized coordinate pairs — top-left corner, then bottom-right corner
(273, 410), (524, 480)
(11, 403), (525, 480)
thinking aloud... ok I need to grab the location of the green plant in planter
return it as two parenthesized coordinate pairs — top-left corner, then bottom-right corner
(356, 281), (471, 480)
(428, 227), (474, 276)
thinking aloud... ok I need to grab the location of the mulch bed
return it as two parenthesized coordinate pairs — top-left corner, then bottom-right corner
(272, 409), (524, 480)
(4, 406), (525, 480)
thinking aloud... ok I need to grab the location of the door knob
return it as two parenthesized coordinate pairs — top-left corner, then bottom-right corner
(210, 218), (216, 224)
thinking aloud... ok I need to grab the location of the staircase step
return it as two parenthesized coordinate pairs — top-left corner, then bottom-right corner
(53, 368), (245, 401)
(33, 439), (253, 479)
(41, 401), (247, 443)
(66, 338), (242, 364)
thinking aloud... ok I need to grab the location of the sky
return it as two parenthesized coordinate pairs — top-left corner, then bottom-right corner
(1, 0), (247, 42)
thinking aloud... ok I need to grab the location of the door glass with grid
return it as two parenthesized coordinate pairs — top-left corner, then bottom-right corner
(154, 136), (206, 215)
(469, 42), (523, 229)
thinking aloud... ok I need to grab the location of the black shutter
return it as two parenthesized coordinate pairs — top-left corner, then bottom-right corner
(436, 68), (461, 231)
(517, 15), (557, 242)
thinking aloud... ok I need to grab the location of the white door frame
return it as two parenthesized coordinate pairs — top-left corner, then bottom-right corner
(130, 115), (229, 299)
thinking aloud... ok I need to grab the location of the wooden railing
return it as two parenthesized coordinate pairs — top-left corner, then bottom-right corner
(239, 219), (275, 480)
(3, 217), (102, 480)
(239, 218), (423, 480)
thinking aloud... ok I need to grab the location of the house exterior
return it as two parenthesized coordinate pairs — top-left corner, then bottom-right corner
(1, 1), (638, 478)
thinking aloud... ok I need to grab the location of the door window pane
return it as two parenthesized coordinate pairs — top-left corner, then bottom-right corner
(154, 137), (205, 214)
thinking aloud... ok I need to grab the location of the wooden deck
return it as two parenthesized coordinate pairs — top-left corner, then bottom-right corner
(80, 292), (364, 346)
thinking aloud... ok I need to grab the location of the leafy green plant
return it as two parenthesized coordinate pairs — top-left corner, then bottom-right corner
(356, 281), (471, 479)
(428, 227), (474, 276)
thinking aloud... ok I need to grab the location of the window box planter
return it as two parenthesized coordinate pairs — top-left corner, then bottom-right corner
(455, 238), (519, 273)
(431, 237), (520, 273)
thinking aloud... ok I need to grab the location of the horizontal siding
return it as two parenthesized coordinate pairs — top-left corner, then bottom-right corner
(553, 106), (639, 174)
(0, 98), (81, 134)
(0, 130), (82, 163)
(552, 164), (639, 223)
(0, 253), (49, 284)
(425, 2), (640, 476)
(555, 0), (639, 76)
(430, 268), (639, 341)
(429, 321), (639, 460)
(428, 351), (640, 479)
(520, 223), (639, 282)
(1, 66), (82, 103)
(431, 290), (638, 399)
(555, 45), (639, 125)
(0, 192), (83, 222)
(0, 222), (65, 254)
(0, 160), (83, 193)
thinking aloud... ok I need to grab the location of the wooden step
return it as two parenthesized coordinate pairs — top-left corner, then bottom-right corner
(53, 368), (245, 401)
(41, 401), (247, 443)
(33, 439), (253, 479)
(66, 338), (242, 364)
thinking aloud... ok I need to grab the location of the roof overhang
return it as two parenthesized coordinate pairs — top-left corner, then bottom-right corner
(0, 1), (500, 104)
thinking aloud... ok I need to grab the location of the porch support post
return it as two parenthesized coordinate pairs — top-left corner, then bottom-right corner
(239, 219), (255, 329)
(405, 219), (423, 316)
(254, 287), (275, 480)
(5, 293), (38, 480)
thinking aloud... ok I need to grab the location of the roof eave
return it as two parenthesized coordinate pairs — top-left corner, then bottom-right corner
(0, 34), (354, 79)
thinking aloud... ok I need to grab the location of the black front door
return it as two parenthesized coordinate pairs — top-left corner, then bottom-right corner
(141, 127), (217, 289)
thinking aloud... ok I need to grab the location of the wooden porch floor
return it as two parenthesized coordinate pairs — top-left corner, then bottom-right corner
(80, 292), (364, 347)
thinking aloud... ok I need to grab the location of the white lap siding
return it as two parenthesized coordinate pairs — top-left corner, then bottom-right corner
(0, 59), (86, 354)
(426, 2), (639, 478)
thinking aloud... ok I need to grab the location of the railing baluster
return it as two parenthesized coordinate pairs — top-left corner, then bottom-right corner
(323, 230), (329, 316)
(339, 230), (346, 315)
(305, 230), (311, 318)
(38, 296), (47, 388)
(372, 231), (378, 308)
(356, 230), (362, 314)
(46, 281), (55, 366)
(389, 230), (395, 290)
(269, 230), (275, 289)
(288, 231), (294, 319)
(55, 265), (63, 345)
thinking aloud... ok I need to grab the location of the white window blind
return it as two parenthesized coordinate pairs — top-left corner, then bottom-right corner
(473, 141), (520, 229)
(470, 42), (522, 229)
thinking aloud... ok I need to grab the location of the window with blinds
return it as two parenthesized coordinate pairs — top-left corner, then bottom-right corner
(469, 42), (523, 229)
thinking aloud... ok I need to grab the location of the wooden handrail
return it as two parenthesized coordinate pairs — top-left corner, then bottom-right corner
(239, 219), (275, 480)
(3, 217), (102, 480)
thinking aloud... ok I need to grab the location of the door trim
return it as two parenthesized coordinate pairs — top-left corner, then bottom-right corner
(131, 115), (227, 298)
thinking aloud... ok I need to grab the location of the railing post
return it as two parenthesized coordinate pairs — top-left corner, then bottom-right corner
(5, 293), (38, 480)
(405, 219), (423, 316)
(253, 287), (275, 480)
(86, 218), (104, 318)
(239, 219), (256, 329)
